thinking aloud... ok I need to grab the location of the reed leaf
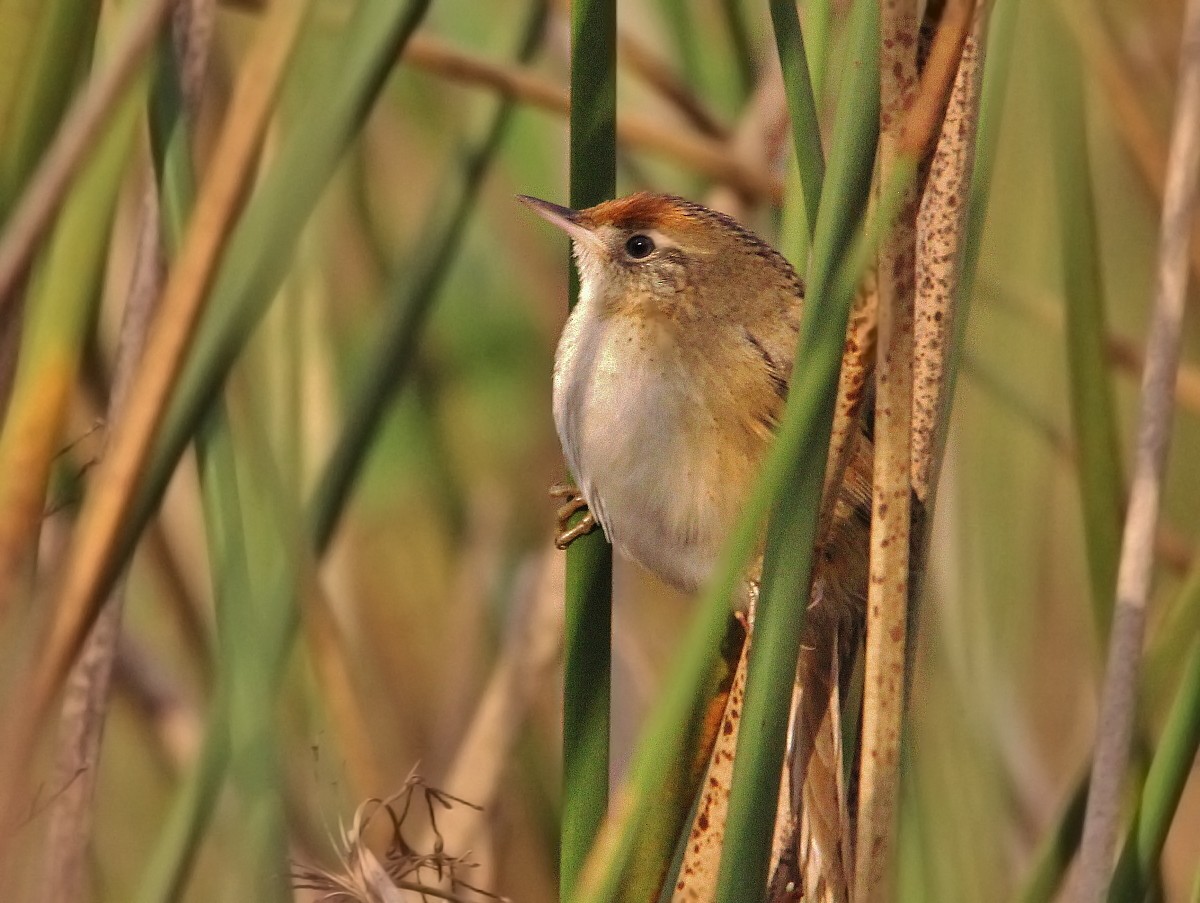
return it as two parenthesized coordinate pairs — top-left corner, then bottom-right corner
(27, 0), (428, 750)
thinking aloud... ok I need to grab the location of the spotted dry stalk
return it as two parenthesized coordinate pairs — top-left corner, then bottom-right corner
(912, 1), (990, 502)
(671, 626), (750, 901)
(852, 0), (920, 898)
(1075, 0), (1200, 894)
(821, 277), (879, 533)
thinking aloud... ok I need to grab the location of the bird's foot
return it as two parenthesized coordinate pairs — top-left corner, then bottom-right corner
(550, 482), (596, 549)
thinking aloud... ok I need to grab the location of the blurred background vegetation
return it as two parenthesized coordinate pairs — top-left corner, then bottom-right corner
(0, 0), (1197, 900)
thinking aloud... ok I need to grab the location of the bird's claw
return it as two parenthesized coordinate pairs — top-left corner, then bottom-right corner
(550, 482), (596, 549)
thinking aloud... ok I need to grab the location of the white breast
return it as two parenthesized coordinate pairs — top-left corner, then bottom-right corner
(552, 292), (736, 593)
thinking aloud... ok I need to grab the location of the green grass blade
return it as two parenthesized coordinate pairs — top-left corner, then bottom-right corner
(661, 0), (705, 102)
(1018, 772), (1089, 903)
(195, 408), (288, 902)
(0, 0), (99, 215)
(0, 57), (142, 599)
(719, 0), (756, 99)
(1109, 639), (1200, 898)
(769, 0), (824, 241)
(1045, 2), (1123, 642)
(561, 0), (616, 895)
(95, 0), (431, 595)
(804, 0), (835, 104)
(137, 13), (544, 893)
(134, 707), (231, 903)
(306, 0), (546, 553)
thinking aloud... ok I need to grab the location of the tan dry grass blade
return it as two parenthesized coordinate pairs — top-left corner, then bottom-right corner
(852, 0), (920, 897)
(912, 2), (990, 502)
(671, 620), (750, 902)
(790, 423), (874, 903)
(0, 0), (173, 309)
(0, 0), (308, 847)
(981, 280), (1200, 420)
(1075, 0), (1200, 893)
(1054, 0), (1200, 292)
(41, 5), (216, 896)
(423, 548), (565, 863)
(400, 36), (782, 203)
(705, 64), (789, 220)
(40, 177), (166, 903)
(616, 29), (730, 140)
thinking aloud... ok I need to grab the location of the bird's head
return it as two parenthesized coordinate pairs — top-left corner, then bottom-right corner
(517, 192), (803, 324)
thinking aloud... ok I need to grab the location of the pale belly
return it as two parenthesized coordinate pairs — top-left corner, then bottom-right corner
(553, 310), (755, 593)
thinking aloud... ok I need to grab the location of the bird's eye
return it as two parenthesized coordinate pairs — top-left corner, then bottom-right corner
(624, 234), (655, 259)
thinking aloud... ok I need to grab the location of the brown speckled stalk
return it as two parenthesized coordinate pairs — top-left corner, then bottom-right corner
(852, 0), (919, 899)
(912, 0), (988, 501)
(671, 626), (750, 902)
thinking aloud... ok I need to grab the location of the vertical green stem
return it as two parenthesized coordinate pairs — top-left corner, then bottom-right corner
(562, 0), (615, 896)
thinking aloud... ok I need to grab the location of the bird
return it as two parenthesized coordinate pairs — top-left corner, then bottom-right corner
(519, 191), (874, 901)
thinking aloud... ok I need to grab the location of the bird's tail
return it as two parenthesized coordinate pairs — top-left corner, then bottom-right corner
(772, 426), (873, 903)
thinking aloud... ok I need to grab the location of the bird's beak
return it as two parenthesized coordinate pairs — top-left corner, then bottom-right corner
(516, 195), (606, 254)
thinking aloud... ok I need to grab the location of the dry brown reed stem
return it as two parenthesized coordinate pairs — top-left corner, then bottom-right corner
(40, 178), (165, 903)
(961, 352), (1196, 576)
(423, 549), (564, 876)
(982, 279), (1200, 418)
(0, 0), (175, 310)
(852, 0), (921, 898)
(616, 29), (730, 140)
(912, 1), (989, 502)
(0, 0), (308, 848)
(1075, 0), (1200, 894)
(400, 36), (783, 203)
(41, 6), (215, 897)
(114, 632), (203, 772)
(705, 64), (790, 221)
(1055, 0), (1200, 293)
(895, 0), (977, 161)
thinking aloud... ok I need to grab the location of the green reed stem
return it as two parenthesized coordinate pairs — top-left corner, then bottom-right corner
(561, 0), (616, 896)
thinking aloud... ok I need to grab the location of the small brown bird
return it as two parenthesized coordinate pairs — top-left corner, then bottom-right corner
(520, 192), (807, 589)
(521, 191), (874, 900)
